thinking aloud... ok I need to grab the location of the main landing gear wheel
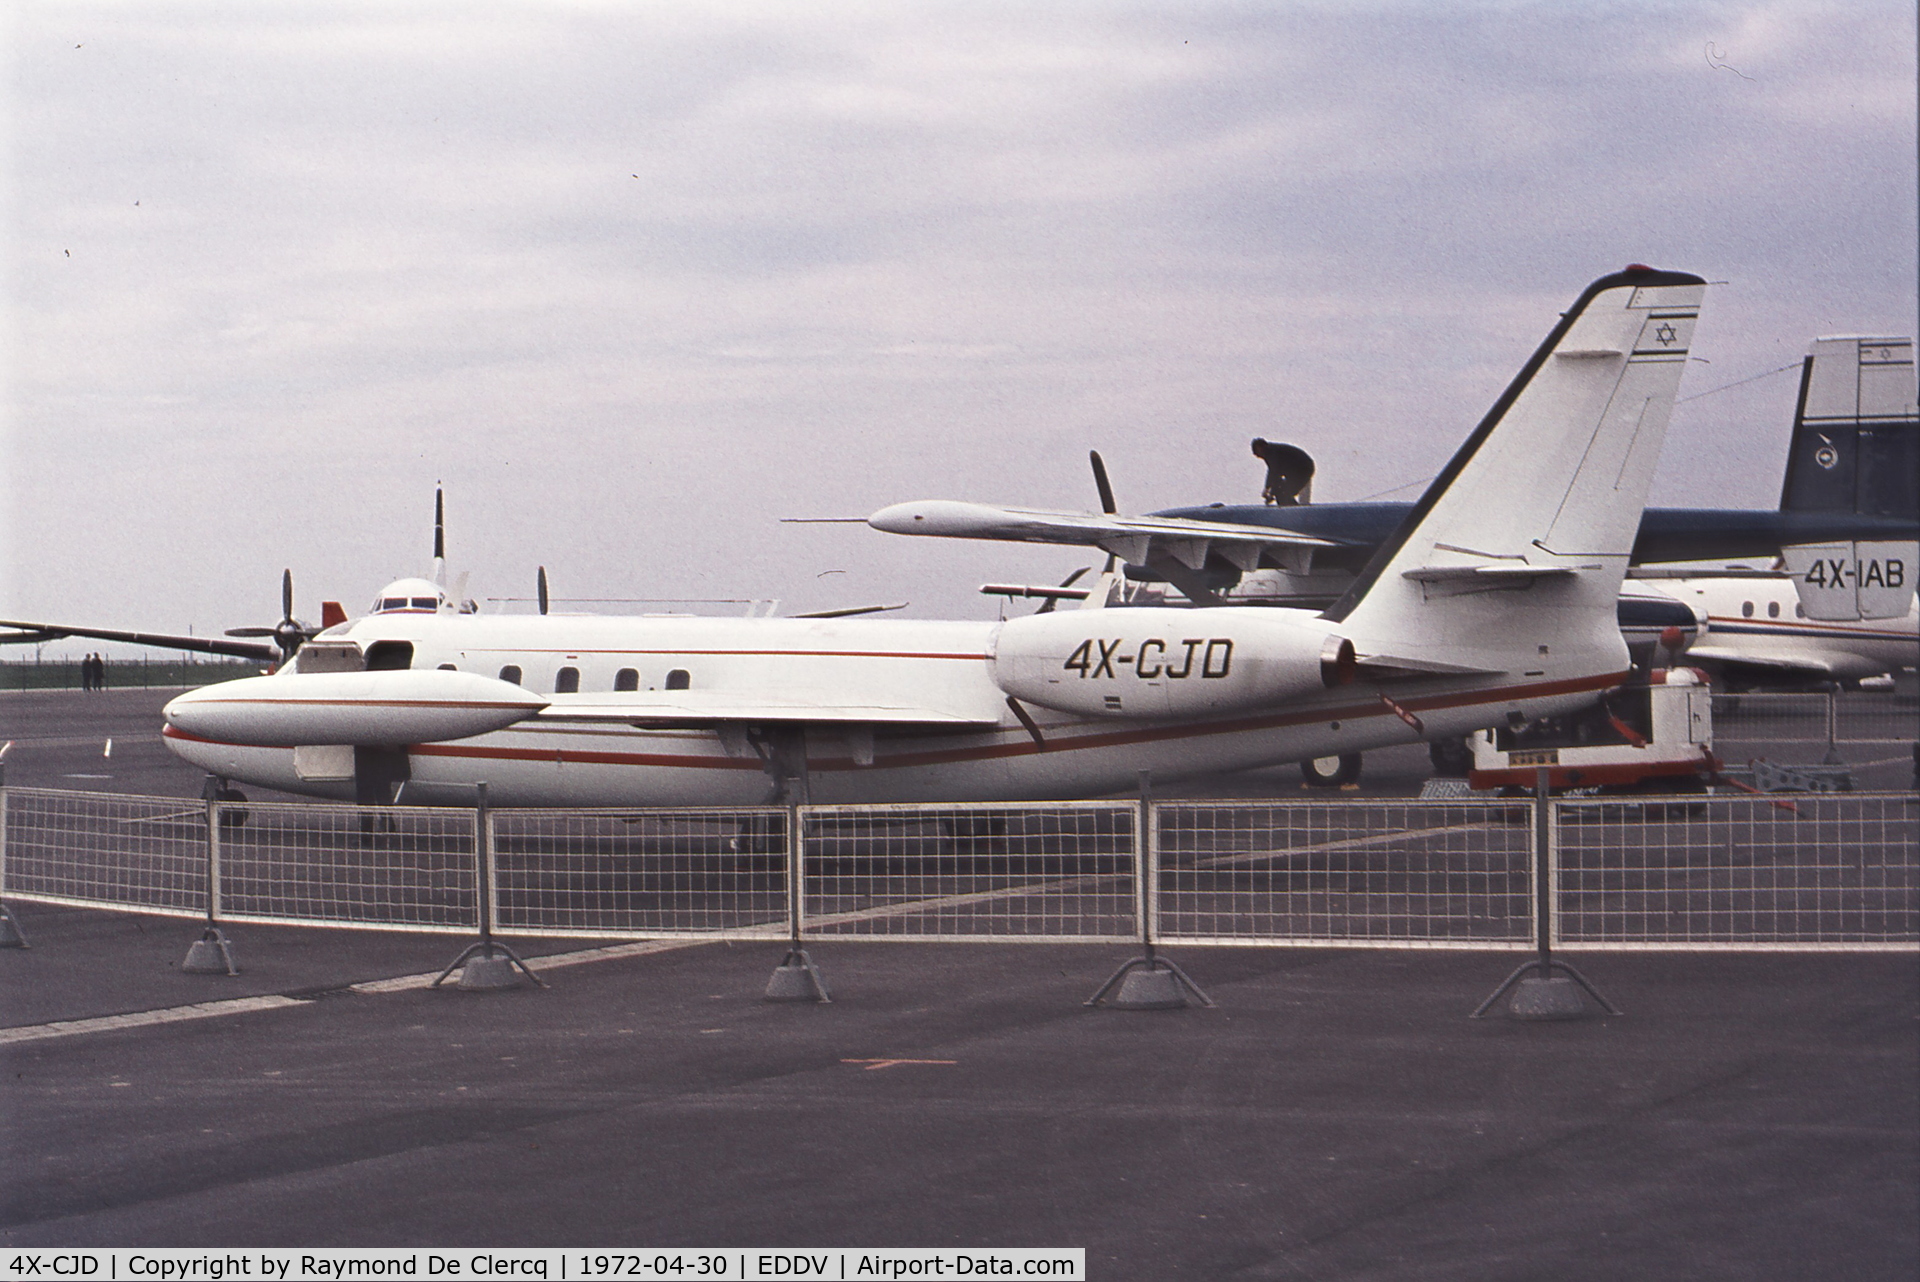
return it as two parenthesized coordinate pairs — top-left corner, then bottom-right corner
(1300, 753), (1362, 788)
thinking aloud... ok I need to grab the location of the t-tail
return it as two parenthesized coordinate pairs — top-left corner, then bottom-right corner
(1777, 337), (1918, 620)
(1326, 266), (1708, 682)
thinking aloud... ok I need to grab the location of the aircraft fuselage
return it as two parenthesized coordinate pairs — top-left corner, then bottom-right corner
(161, 611), (1623, 806)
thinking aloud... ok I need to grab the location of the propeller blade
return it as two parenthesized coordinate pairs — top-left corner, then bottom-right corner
(434, 487), (446, 562)
(537, 566), (549, 615)
(281, 568), (294, 621)
(1089, 450), (1117, 515)
(225, 627), (275, 637)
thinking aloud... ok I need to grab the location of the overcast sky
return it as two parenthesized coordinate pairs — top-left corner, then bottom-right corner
(4, 1), (1915, 653)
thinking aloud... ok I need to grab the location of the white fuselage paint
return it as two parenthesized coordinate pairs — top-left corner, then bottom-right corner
(1655, 579), (1920, 683)
(162, 610), (1622, 806)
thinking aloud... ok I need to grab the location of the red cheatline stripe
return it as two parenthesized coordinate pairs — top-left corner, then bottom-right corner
(167, 671), (1625, 771)
(1705, 615), (1912, 638)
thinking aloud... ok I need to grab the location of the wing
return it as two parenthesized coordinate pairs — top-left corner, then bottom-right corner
(534, 689), (1002, 727)
(0, 618), (279, 661)
(1681, 645), (1835, 676)
(867, 500), (1336, 573)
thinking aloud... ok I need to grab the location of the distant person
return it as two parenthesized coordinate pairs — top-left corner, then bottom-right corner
(1251, 438), (1315, 506)
(93, 653), (106, 692)
(81, 653), (94, 692)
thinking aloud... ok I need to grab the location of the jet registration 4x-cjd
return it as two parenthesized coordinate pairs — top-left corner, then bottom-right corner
(146, 266), (1711, 807)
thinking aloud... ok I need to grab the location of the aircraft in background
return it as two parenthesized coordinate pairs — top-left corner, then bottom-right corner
(148, 267), (1709, 807)
(1635, 575), (1917, 690)
(870, 336), (1919, 620)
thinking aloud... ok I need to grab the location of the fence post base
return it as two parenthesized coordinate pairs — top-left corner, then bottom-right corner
(432, 940), (546, 991)
(1085, 954), (1213, 1010)
(0, 902), (28, 949)
(765, 947), (830, 1002)
(181, 927), (238, 976)
(1471, 959), (1620, 1020)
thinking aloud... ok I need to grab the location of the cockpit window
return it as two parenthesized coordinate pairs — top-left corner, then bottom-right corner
(411, 596), (437, 610)
(380, 598), (407, 611)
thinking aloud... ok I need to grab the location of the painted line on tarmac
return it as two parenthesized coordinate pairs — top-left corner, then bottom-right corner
(0, 940), (707, 1044)
(0, 995), (305, 1046)
(351, 939), (704, 993)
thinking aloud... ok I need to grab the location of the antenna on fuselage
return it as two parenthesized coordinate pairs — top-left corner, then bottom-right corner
(431, 485), (447, 587)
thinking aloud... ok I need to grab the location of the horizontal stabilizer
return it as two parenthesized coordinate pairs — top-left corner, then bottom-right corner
(1353, 651), (1505, 677)
(537, 690), (1001, 727)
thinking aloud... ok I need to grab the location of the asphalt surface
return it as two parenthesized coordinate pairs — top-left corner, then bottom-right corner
(2, 689), (1916, 1277)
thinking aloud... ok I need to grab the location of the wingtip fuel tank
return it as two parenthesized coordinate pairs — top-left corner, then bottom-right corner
(164, 670), (548, 747)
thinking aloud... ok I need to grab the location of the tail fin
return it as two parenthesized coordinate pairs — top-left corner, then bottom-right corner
(1777, 337), (1918, 619)
(1327, 267), (1707, 675)
(1779, 337), (1918, 521)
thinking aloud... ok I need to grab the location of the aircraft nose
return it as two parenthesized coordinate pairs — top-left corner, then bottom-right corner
(869, 500), (999, 536)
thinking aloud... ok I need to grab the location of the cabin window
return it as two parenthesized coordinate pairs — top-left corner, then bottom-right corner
(1741, 601), (1754, 618)
(1795, 603), (1805, 618)
(614, 668), (639, 692)
(436, 663), (456, 671)
(499, 665), (523, 685)
(666, 668), (690, 690)
(1767, 601), (1780, 618)
(364, 640), (414, 671)
(555, 666), (580, 694)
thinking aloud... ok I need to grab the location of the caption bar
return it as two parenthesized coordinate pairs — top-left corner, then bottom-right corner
(2, 1253), (1084, 1282)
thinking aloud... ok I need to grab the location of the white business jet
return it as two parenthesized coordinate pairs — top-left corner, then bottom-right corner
(160, 267), (1707, 807)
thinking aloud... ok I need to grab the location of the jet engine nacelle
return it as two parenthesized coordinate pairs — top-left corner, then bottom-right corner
(164, 670), (549, 747)
(991, 608), (1352, 719)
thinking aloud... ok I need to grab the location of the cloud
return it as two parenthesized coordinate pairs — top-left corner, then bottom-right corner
(3, 1), (1914, 639)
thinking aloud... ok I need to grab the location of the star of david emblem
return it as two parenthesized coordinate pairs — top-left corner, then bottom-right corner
(1653, 322), (1677, 347)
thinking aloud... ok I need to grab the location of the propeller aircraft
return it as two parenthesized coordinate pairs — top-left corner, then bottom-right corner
(873, 336), (1919, 622)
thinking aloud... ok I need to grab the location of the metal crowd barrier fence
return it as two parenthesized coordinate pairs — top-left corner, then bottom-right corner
(1711, 691), (1918, 748)
(1554, 793), (1919, 950)
(796, 801), (1138, 941)
(490, 806), (791, 940)
(216, 800), (477, 933)
(1153, 799), (1536, 949)
(0, 787), (210, 917)
(1, 786), (1915, 954)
